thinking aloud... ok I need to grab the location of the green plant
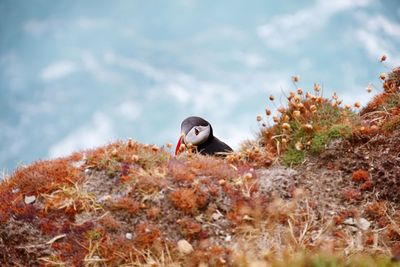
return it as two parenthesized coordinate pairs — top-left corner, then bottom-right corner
(283, 147), (306, 166)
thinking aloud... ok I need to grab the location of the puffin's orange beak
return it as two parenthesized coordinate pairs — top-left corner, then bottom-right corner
(175, 133), (184, 155)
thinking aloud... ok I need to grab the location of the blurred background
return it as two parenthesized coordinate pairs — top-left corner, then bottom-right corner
(1, 0), (399, 172)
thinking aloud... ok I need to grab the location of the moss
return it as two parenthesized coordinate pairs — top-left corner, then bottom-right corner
(328, 124), (352, 139)
(310, 132), (329, 154)
(315, 103), (343, 127)
(309, 124), (351, 154)
(382, 115), (400, 132)
(283, 147), (306, 166)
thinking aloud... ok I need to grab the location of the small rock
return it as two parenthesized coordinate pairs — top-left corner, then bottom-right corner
(24, 195), (36, 204)
(212, 212), (223, 221)
(125, 233), (133, 240)
(225, 235), (232, 242)
(356, 218), (371, 231)
(348, 225), (359, 233)
(177, 239), (193, 254)
(343, 218), (355, 225)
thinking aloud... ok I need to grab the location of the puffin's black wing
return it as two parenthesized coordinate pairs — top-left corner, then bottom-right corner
(198, 136), (233, 156)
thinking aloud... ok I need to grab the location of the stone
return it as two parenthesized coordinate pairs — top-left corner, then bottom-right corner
(24, 195), (36, 204)
(356, 218), (371, 231)
(177, 239), (193, 254)
(125, 233), (133, 240)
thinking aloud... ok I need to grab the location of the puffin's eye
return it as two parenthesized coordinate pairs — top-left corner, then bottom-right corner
(194, 128), (200, 135)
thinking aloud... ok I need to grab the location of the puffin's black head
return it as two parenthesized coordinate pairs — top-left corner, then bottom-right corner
(175, 116), (213, 155)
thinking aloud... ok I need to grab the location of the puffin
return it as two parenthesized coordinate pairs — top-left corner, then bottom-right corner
(175, 116), (233, 156)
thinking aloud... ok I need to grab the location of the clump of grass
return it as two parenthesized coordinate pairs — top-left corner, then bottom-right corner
(257, 80), (359, 165)
(382, 115), (400, 132)
(283, 147), (306, 165)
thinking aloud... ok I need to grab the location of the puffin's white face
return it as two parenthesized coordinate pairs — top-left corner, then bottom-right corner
(184, 125), (211, 145)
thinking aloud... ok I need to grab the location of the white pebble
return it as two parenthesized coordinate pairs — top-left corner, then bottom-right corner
(125, 233), (133, 240)
(177, 239), (193, 254)
(24, 195), (36, 204)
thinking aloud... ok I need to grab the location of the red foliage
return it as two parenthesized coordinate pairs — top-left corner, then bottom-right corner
(99, 214), (121, 232)
(146, 207), (161, 220)
(12, 203), (38, 222)
(386, 226), (400, 241)
(52, 221), (94, 266)
(352, 170), (369, 182)
(39, 218), (59, 235)
(365, 233), (375, 246)
(135, 175), (164, 195)
(189, 157), (237, 180)
(333, 230), (346, 239)
(360, 180), (373, 191)
(134, 223), (161, 250)
(169, 188), (199, 214)
(188, 245), (231, 266)
(8, 157), (82, 195)
(0, 185), (16, 223)
(364, 202), (386, 220)
(108, 197), (140, 214)
(378, 217), (390, 228)
(168, 160), (195, 183)
(177, 218), (202, 239)
(99, 234), (134, 263)
(342, 188), (362, 202)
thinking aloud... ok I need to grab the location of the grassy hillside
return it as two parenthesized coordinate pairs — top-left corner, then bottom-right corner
(1, 67), (400, 266)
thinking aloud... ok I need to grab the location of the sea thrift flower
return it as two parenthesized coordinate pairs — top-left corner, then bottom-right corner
(265, 109), (272, 116)
(293, 110), (301, 118)
(380, 54), (387, 62)
(283, 115), (290, 122)
(295, 141), (304, 151)
(292, 75), (300, 83)
(256, 115), (263, 122)
(354, 102), (361, 108)
(304, 124), (313, 130)
(282, 123), (291, 131)
(366, 83), (373, 93)
(269, 95), (275, 101)
(310, 105), (317, 113)
(380, 73), (386, 80)
(297, 88), (303, 95)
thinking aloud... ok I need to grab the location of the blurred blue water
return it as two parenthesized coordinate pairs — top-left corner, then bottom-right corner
(1, 0), (399, 172)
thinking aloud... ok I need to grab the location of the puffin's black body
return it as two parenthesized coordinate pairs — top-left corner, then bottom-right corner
(178, 116), (233, 156)
(196, 135), (233, 155)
